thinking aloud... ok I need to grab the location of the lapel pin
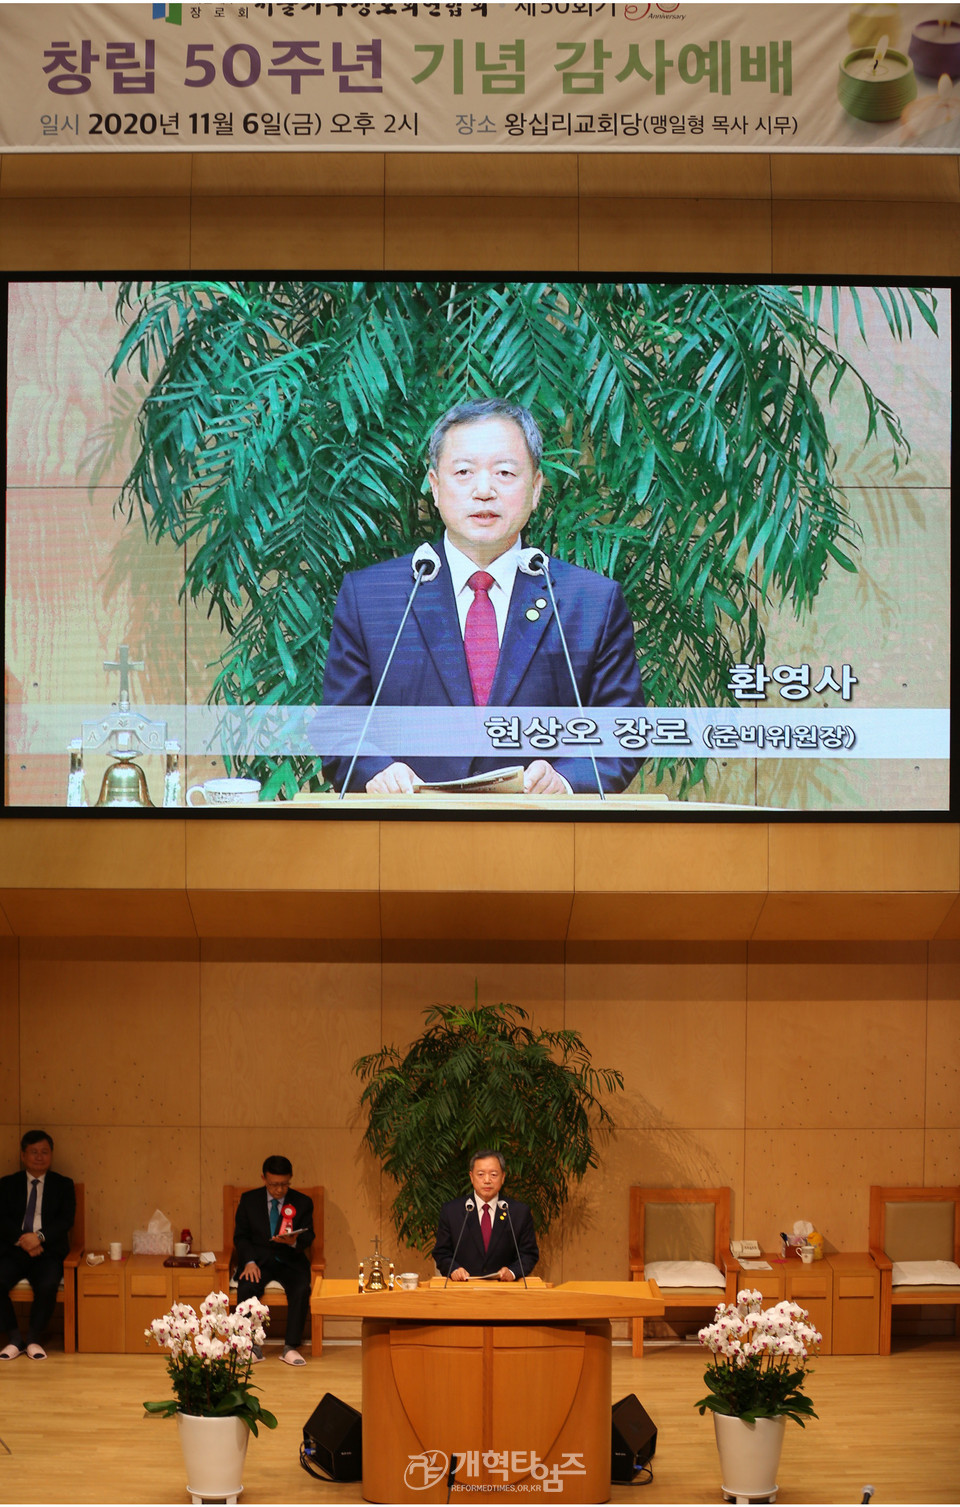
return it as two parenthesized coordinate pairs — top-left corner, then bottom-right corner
(535, 598), (547, 610)
(525, 608), (540, 622)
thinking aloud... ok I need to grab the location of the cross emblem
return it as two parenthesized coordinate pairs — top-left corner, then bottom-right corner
(103, 645), (144, 711)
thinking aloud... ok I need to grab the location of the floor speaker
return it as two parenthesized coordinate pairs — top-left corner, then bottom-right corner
(302, 1392), (363, 1482)
(611, 1392), (657, 1482)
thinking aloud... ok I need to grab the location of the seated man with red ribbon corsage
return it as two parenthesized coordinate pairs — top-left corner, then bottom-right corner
(234, 1155), (314, 1367)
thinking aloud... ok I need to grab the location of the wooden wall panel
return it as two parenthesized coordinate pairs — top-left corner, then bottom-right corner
(743, 1128), (925, 1254)
(191, 194), (386, 268)
(770, 154), (960, 201)
(380, 820), (574, 893)
(566, 945), (747, 1131)
(746, 943), (928, 1130)
(925, 1131), (960, 1184)
(771, 198), (960, 277)
(767, 824), (960, 893)
(191, 151), (385, 196)
(18, 939), (200, 1127)
(574, 822), (768, 893)
(185, 819), (379, 893)
(0, 154), (191, 198)
(67, 1124), (200, 1253)
(579, 152), (770, 198)
(0, 941), (19, 1121)
(561, 1129), (746, 1281)
(578, 197), (772, 272)
(927, 942), (960, 1131)
(385, 152), (578, 196)
(567, 891), (765, 941)
(384, 194), (579, 270)
(199, 953), (380, 1128)
(0, 196), (191, 270)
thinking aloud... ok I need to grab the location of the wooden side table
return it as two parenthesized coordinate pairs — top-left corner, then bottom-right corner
(737, 1256), (833, 1354)
(125, 1255), (229, 1352)
(827, 1252), (881, 1354)
(783, 1259), (833, 1355)
(77, 1256), (127, 1352)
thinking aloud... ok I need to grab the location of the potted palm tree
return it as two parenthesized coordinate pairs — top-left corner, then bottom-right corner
(354, 998), (622, 1254)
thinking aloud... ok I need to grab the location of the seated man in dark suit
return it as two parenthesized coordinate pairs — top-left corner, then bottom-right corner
(433, 1149), (539, 1283)
(0, 1129), (76, 1359)
(234, 1155), (314, 1367)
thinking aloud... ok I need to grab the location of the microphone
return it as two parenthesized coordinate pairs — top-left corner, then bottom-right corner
(442, 1197), (475, 1286)
(497, 1199), (528, 1288)
(516, 548), (605, 801)
(338, 544), (442, 798)
(861, 1490), (875, 1505)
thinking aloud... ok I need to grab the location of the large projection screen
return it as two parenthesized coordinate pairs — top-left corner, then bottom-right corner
(3, 276), (953, 818)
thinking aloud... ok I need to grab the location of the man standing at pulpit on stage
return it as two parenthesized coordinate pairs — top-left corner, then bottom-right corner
(234, 1155), (314, 1367)
(0, 1130), (76, 1360)
(321, 398), (645, 795)
(433, 1149), (539, 1283)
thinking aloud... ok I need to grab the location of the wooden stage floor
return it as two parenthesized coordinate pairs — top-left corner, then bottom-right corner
(1, 1338), (957, 1505)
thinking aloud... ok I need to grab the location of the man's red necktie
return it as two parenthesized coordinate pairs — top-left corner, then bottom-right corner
(480, 1202), (492, 1252)
(465, 571), (498, 706)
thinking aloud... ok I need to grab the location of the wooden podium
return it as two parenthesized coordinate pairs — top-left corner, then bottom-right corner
(310, 1279), (663, 1503)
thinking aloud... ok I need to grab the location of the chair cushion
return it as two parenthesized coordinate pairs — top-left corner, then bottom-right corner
(11, 1279), (64, 1292)
(645, 1259), (726, 1289)
(891, 1259), (960, 1287)
(229, 1277), (285, 1293)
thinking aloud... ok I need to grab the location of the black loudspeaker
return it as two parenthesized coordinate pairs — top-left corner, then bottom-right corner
(301, 1392), (363, 1482)
(611, 1392), (657, 1482)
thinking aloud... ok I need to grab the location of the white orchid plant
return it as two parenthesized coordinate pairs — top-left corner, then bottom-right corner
(143, 1290), (278, 1434)
(695, 1288), (821, 1426)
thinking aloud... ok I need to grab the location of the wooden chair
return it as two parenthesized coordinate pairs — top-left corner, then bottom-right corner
(628, 1186), (739, 1356)
(220, 1184), (326, 1356)
(8, 1182), (84, 1354)
(868, 1185), (960, 1354)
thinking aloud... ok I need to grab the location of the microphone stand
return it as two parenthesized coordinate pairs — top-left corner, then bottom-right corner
(442, 1198), (475, 1287)
(518, 550), (605, 801)
(497, 1200), (528, 1288)
(338, 547), (440, 799)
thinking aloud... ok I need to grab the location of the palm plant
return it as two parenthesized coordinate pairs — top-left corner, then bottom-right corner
(106, 279), (938, 798)
(354, 1000), (623, 1254)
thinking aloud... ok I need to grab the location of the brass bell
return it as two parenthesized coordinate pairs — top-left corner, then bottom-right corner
(95, 758), (154, 808)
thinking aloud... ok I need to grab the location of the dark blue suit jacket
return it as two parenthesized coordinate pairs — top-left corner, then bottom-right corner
(433, 1195), (539, 1280)
(321, 545), (645, 793)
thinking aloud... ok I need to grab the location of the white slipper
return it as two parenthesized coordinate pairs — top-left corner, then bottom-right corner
(280, 1347), (306, 1366)
(26, 1343), (47, 1360)
(1, 1343), (23, 1359)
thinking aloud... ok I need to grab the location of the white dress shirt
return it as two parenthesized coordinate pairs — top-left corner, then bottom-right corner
(443, 534), (523, 644)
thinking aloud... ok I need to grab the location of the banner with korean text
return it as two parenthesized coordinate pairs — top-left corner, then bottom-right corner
(1, 2), (959, 154)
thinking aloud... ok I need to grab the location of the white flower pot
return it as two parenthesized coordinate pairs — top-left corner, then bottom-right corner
(713, 1413), (786, 1503)
(176, 1412), (250, 1504)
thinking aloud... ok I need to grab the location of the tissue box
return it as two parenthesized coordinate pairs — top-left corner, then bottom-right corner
(133, 1230), (173, 1255)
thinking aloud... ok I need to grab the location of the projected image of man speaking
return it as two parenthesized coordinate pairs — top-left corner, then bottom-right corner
(321, 398), (645, 796)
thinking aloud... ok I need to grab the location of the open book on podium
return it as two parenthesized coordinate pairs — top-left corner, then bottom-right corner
(412, 765), (524, 794)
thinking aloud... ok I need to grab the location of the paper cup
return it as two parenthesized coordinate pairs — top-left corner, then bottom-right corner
(109, 1241), (123, 1260)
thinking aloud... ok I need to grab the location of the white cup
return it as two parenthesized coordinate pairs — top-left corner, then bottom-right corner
(186, 777), (261, 807)
(799, 1244), (815, 1264)
(397, 1272), (419, 1290)
(109, 1241), (122, 1261)
(174, 1242), (188, 1258)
